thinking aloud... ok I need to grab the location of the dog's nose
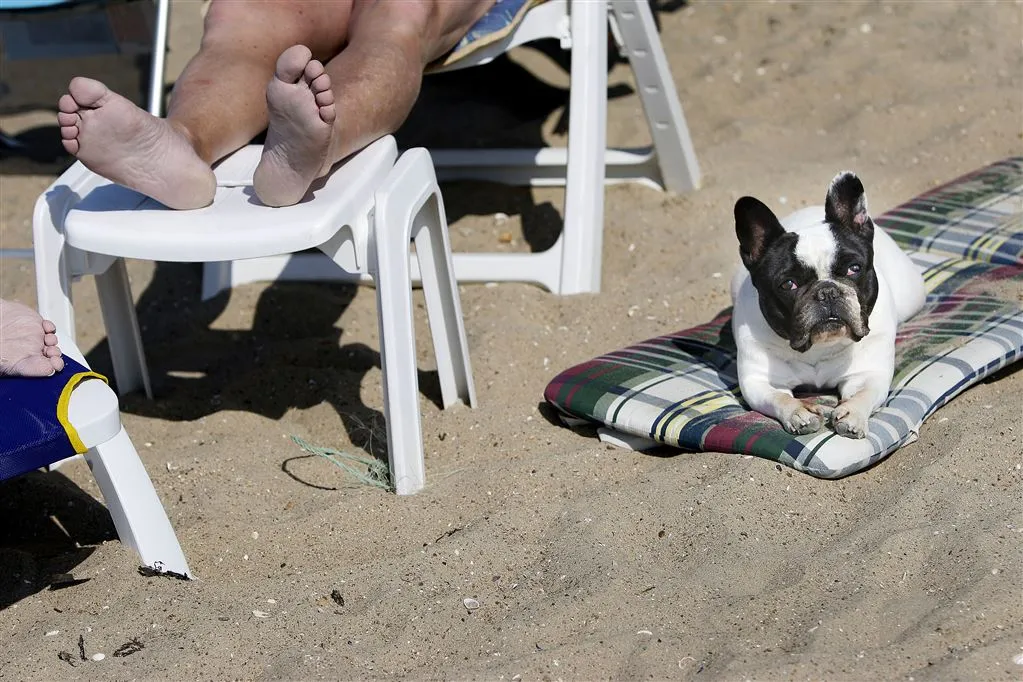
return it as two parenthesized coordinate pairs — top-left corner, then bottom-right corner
(815, 282), (841, 302)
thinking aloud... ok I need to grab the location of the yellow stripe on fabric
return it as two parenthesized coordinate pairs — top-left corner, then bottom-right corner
(56, 372), (110, 454)
(921, 257), (970, 291)
(965, 232), (1007, 263)
(660, 393), (740, 444)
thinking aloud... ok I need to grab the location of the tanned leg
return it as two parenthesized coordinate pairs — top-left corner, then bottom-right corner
(57, 0), (354, 209)
(252, 0), (497, 207)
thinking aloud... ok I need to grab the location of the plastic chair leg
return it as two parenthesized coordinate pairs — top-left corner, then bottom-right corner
(85, 427), (192, 578)
(402, 151), (477, 411)
(147, 0), (170, 117)
(33, 187), (80, 345)
(558, 0), (609, 295)
(95, 258), (152, 398)
(201, 261), (232, 301)
(611, 0), (701, 192)
(368, 162), (428, 496)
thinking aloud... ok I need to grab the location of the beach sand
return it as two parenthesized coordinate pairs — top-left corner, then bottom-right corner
(0, 1), (1021, 679)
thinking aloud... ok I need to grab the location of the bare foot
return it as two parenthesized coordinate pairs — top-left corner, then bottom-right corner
(58, 77), (217, 210)
(253, 45), (337, 208)
(0, 300), (65, 377)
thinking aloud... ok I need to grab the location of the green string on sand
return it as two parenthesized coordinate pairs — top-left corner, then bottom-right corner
(290, 436), (391, 490)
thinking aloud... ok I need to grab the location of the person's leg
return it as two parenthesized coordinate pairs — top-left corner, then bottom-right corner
(252, 0), (497, 207)
(0, 299), (64, 377)
(57, 0), (354, 210)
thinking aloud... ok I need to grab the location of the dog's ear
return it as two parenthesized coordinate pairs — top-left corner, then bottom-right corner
(734, 196), (785, 270)
(825, 171), (872, 238)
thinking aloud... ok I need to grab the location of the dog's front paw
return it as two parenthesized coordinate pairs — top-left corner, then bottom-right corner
(832, 404), (869, 439)
(781, 405), (823, 435)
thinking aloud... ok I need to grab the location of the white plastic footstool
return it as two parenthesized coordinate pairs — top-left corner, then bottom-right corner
(33, 136), (476, 495)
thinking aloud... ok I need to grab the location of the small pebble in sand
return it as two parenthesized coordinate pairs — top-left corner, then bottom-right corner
(252, 610), (270, 619)
(90, 653), (105, 662)
(463, 597), (480, 612)
(493, 212), (508, 224)
(45, 630), (59, 637)
(860, 23), (872, 33)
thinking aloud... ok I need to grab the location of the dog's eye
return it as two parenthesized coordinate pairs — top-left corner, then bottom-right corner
(779, 279), (798, 291)
(846, 263), (862, 276)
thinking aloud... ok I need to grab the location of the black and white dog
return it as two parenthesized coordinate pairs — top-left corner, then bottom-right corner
(730, 172), (925, 438)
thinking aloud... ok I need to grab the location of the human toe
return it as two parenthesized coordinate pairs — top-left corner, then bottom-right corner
(314, 88), (334, 108)
(58, 94), (80, 115)
(303, 59), (325, 82)
(67, 76), (109, 106)
(276, 45), (314, 82)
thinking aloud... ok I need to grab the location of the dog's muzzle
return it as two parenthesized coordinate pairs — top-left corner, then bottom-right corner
(790, 281), (868, 351)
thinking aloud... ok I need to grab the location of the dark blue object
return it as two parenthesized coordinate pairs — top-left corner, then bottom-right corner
(0, 355), (107, 481)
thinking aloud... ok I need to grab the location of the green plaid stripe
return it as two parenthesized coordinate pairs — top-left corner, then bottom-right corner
(876, 157), (1022, 266)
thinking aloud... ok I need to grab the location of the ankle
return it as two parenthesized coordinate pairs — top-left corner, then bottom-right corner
(167, 119), (212, 164)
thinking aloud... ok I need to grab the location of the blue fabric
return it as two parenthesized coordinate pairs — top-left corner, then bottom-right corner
(0, 356), (92, 481)
(454, 0), (535, 53)
(0, 0), (75, 9)
(429, 0), (545, 70)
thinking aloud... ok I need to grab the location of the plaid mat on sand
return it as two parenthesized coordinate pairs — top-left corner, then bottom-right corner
(544, 157), (1023, 478)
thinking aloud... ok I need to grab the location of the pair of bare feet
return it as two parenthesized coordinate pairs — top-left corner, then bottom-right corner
(57, 45), (337, 209)
(0, 299), (64, 378)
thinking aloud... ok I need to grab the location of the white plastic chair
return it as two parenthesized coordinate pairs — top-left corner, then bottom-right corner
(0, 338), (191, 578)
(33, 136), (476, 495)
(201, 0), (700, 297)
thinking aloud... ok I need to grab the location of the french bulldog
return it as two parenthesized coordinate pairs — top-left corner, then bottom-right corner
(730, 172), (926, 438)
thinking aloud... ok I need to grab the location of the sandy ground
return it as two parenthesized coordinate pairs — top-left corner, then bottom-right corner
(1, 1), (1021, 680)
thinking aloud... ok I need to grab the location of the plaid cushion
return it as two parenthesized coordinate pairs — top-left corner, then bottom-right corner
(877, 157), (1023, 265)
(545, 157), (1023, 477)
